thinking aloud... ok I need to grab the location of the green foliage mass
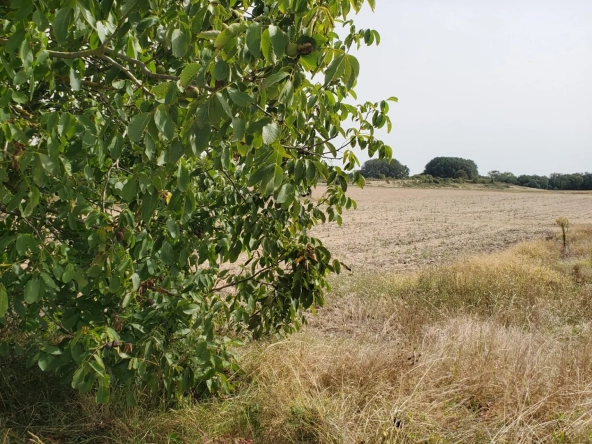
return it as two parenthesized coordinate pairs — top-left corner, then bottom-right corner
(423, 157), (479, 180)
(0, 0), (394, 403)
(359, 158), (409, 179)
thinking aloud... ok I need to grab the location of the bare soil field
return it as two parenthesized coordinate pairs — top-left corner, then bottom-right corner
(312, 185), (591, 271)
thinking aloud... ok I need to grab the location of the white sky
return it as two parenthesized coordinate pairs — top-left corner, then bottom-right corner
(348, 0), (592, 176)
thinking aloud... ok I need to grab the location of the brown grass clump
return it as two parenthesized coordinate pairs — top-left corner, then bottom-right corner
(3, 227), (592, 443)
(232, 226), (592, 443)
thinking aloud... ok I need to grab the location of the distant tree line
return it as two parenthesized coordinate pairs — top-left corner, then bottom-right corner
(488, 171), (592, 190)
(359, 157), (590, 191)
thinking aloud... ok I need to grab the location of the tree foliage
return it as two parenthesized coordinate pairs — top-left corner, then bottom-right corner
(359, 158), (409, 179)
(423, 157), (478, 179)
(489, 171), (592, 190)
(0, 0), (394, 402)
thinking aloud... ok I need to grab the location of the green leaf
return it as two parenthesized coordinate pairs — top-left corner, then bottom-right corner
(53, 8), (73, 44)
(261, 71), (289, 90)
(215, 92), (233, 117)
(227, 88), (254, 107)
(325, 54), (346, 85)
(232, 117), (245, 142)
(131, 273), (140, 291)
(62, 264), (75, 283)
(262, 122), (280, 144)
(168, 140), (184, 164)
(278, 80), (294, 104)
(343, 54), (360, 89)
(24, 277), (41, 304)
(161, 241), (175, 265)
(96, 21), (110, 43)
(11, 91), (28, 104)
(121, 179), (138, 202)
(69, 68), (81, 91)
(263, 165), (284, 195)
(0, 285), (8, 319)
(39, 154), (60, 175)
(261, 28), (272, 62)
(305, 159), (316, 182)
(109, 131), (124, 160)
(19, 39), (33, 70)
(71, 366), (86, 389)
(122, 292), (132, 308)
(247, 164), (274, 187)
(95, 380), (110, 404)
(180, 63), (201, 87)
(177, 164), (190, 192)
(276, 183), (294, 204)
(128, 113), (152, 142)
(154, 108), (174, 141)
(295, 159), (305, 183)
(151, 81), (174, 99)
(214, 60), (229, 81)
(268, 25), (286, 59)
(197, 30), (220, 40)
(246, 23), (262, 58)
(38, 354), (53, 371)
(166, 219), (180, 239)
(171, 28), (188, 57)
(23, 186), (40, 217)
(221, 145), (230, 170)
(141, 191), (159, 224)
(214, 23), (242, 50)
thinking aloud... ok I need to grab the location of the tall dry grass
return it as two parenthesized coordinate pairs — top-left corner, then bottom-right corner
(2, 227), (592, 443)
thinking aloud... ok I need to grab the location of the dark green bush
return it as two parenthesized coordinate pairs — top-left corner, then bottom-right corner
(423, 157), (478, 179)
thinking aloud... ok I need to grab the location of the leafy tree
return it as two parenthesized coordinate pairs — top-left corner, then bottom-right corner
(453, 169), (468, 180)
(0, 0), (394, 403)
(423, 157), (478, 179)
(517, 175), (549, 190)
(359, 158), (409, 179)
(549, 173), (590, 190)
(496, 171), (518, 185)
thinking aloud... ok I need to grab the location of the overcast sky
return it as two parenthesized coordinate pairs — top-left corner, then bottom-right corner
(347, 0), (592, 176)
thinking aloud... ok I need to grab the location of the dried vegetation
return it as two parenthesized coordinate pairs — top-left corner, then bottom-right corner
(2, 193), (592, 443)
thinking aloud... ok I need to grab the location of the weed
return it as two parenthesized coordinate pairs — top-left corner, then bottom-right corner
(556, 216), (570, 253)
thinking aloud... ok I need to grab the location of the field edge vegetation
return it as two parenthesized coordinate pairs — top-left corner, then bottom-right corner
(2, 225), (592, 443)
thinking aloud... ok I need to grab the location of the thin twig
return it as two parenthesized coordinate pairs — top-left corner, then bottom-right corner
(102, 160), (118, 213)
(283, 134), (338, 151)
(47, 47), (105, 59)
(40, 307), (73, 338)
(221, 169), (247, 204)
(98, 54), (151, 95)
(211, 266), (275, 292)
(104, 48), (180, 81)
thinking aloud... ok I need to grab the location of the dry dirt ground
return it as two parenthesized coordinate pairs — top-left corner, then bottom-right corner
(311, 185), (591, 271)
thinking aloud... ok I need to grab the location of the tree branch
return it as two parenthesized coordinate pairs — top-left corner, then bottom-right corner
(221, 169), (247, 204)
(0, 38), (104, 59)
(98, 54), (151, 95)
(104, 48), (180, 81)
(47, 47), (105, 59)
(211, 266), (275, 292)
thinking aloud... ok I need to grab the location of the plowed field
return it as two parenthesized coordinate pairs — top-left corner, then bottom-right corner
(311, 185), (591, 271)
